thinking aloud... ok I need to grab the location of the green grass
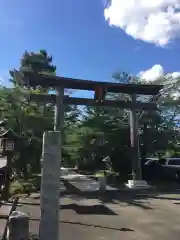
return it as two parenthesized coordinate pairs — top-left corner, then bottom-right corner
(10, 180), (24, 195)
(94, 171), (105, 177)
(94, 170), (115, 177)
(10, 176), (40, 196)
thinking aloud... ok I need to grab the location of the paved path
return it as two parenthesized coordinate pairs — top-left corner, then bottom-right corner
(18, 189), (180, 239)
(0, 202), (15, 238)
(15, 172), (180, 239)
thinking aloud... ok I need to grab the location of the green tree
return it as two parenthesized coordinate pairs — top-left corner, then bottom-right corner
(10, 50), (56, 87)
(0, 50), (79, 177)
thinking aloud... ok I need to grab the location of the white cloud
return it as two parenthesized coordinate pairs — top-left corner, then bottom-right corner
(139, 64), (164, 82)
(139, 64), (180, 83)
(170, 72), (180, 78)
(171, 92), (180, 99)
(138, 65), (180, 100)
(104, 0), (180, 46)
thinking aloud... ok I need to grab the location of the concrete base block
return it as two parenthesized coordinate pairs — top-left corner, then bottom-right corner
(125, 180), (151, 189)
(8, 211), (29, 240)
(99, 176), (107, 193)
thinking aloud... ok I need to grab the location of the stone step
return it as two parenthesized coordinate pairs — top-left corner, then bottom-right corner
(62, 175), (117, 193)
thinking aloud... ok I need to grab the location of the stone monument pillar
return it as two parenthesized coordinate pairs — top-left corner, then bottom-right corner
(39, 131), (61, 240)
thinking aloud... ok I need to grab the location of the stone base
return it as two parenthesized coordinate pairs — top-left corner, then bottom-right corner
(125, 180), (151, 189)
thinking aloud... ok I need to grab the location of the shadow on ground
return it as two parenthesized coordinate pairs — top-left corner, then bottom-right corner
(60, 203), (117, 215)
(19, 180), (180, 212)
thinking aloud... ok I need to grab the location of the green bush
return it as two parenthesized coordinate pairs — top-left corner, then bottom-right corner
(10, 179), (37, 196)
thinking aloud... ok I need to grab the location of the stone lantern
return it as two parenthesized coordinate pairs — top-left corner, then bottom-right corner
(0, 129), (21, 200)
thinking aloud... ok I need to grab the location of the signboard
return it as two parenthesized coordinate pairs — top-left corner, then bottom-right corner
(5, 141), (14, 151)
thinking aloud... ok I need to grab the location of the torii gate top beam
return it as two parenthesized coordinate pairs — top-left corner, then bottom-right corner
(24, 72), (163, 95)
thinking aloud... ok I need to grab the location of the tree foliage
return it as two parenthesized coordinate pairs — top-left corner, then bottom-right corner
(0, 50), (78, 177)
(0, 51), (180, 180)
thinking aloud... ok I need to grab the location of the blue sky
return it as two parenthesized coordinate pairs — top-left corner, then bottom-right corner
(0, 0), (180, 97)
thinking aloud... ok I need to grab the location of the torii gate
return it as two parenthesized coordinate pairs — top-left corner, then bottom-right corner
(23, 71), (163, 240)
